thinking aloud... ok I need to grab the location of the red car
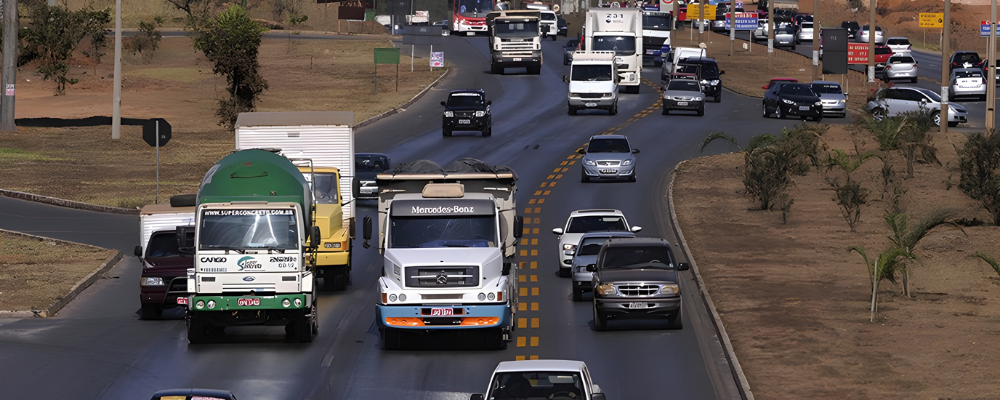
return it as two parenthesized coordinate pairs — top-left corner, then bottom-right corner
(762, 77), (798, 90)
(873, 44), (892, 71)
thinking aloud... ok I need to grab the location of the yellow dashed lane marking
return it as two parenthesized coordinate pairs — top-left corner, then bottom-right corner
(542, 191), (550, 196)
(517, 337), (527, 347)
(530, 337), (539, 346)
(530, 302), (539, 311)
(520, 287), (528, 296)
(518, 318), (527, 329)
(532, 228), (539, 234)
(555, 174), (563, 179)
(519, 302), (527, 311)
(519, 274), (526, 282)
(530, 275), (537, 282)
(537, 198), (545, 204)
(530, 261), (537, 269)
(531, 238), (538, 245)
(530, 249), (537, 256)
(531, 318), (539, 328)
(530, 355), (539, 360)
(531, 287), (539, 296)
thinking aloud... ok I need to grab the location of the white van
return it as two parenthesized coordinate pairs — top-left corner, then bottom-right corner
(564, 51), (619, 115)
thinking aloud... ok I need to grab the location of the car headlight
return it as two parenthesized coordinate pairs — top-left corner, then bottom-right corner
(839, 99), (847, 104)
(622, 159), (633, 166)
(710, 80), (720, 85)
(814, 101), (822, 106)
(563, 243), (577, 252)
(700, 79), (709, 85)
(782, 99), (795, 105)
(595, 283), (617, 296)
(475, 110), (485, 117)
(583, 160), (596, 166)
(604, 93), (614, 98)
(693, 97), (703, 101)
(444, 111), (454, 117)
(628, 73), (636, 81)
(659, 284), (680, 295)
(142, 277), (164, 286)
(389, 294), (397, 302)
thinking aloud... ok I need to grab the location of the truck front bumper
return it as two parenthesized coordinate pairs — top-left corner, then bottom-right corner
(140, 276), (187, 308)
(595, 296), (681, 318)
(315, 249), (350, 267)
(568, 96), (617, 109)
(376, 303), (510, 330)
(186, 294), (311, 326)
(493, 51), (542, 68)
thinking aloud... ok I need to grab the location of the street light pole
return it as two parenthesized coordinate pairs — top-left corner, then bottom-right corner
(812, 0), (819, 81)
(867, 0), (875, 82)
(767, 0), (774, 55)
(941, 0), (950, 134)
(986, 0), (997, 131)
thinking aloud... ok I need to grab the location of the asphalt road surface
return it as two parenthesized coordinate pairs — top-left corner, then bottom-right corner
(0, 33), (834, 400)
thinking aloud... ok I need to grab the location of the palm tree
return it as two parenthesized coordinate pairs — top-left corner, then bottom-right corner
(884, 211), (955, 297)
(849, 245), (909, 322)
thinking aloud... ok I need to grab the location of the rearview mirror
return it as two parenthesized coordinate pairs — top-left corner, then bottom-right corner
(762, 84), (769, 89)
(586, 264), (597, 272)
(134, 245), (143, 257)
(630, 226), (643, 233)
(514, 216), (524, 239)
(310, 226), (321, 247)
(678, 262), (690, 271)
(720, 70), (726, 75)
(563, 75), (570, 84)
(632, 148), (640, 154)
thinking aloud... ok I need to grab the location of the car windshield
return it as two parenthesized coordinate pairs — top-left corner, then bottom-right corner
(811, 83), (842, 94)
(389, 216), (497, 248)
(591, 35), (636, 56)
(890, 56), (915, 64)
(199, 209), (299, 251)
(495, 21), (539, 37)
(308, 172), (339, 204)
(567, 216), (627, 233)
(643, 14), (672, 30)
(601, 246), (675, 270)
(587, 138), (631, 153)
(487, 372), (584, 400)
(447, 92), (485, 107)
(146, 231), (185, 258)
(577, 237), (612, 256)
(457, 0), (496, 17)
(571, 64), (613, 81)
(955, 70), (984, 78)
(779, 84), (815, 96)
(667, 80), (700, 91)
(356, 154), (389, 172)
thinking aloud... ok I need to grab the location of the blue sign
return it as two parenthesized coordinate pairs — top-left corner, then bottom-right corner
(981, 21), (992, 37)
(725, 12), (758, 30)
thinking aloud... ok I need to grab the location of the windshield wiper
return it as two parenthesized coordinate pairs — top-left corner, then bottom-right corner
(201, 245), (246, 254)
(247, 246), (288, 253)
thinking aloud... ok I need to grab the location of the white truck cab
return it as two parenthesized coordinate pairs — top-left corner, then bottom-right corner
(565, 51), (619, 116)
(540, 10), (558, 40)
(471, 359), (606, 400)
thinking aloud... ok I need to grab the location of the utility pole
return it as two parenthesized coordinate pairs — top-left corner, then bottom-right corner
(867, 0), (875, 82)
(941, 0), (950, 134)
(673, 0), (679, 31)
(811, 0), (819, 81)
(1, 0), (17, 132)
(986, 0), (997, 131)
(767, 0), (774, 55)
(112, 0), (122, 139)
(699, 0), (705, 45)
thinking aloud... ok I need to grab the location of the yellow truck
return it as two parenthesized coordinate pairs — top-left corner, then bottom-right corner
(234, 111), (356, 291)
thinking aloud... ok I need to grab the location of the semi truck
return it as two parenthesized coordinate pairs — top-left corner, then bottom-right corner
(235, 111), (355, 292)
(486, 9), (543, 75)
(641, 10), (672, 66)
(135, 197), (195, 320)
(361, 158), (522, 350)
(182, 149), (320, 343)
(584, 8), (644, 93)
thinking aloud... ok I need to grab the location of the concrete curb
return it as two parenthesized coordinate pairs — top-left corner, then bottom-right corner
(356, 67), (452, 129)
(0, 228), (125, 318)
(0, 189), (139, 215)
(668, 163), (755, 400)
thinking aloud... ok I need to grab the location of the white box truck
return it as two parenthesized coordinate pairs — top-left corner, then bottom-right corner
(585, 9), (643, 93)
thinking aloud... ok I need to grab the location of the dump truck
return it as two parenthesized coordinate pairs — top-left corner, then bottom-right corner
(182, 149), (320, 343)
(135, 197), (195, 320)
(487, 9), (543, 75)
(235, 111), (355, 292)
(584, 8), (644, 93)
(362, 158), (522, 350)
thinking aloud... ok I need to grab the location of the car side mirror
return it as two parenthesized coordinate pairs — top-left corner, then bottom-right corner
(563, 75), (570, 84)
(552, 228), (564, 235)
(440, 101), (447, 106)
(720, 70), (725, 75)
(514, 216), (524, 239)
(678, 262), (690, 271)
(586, 264), (597, 272)
(134, 245), (143, 257)
(631, 226), (643, 233)
(576, 148), (586, 154)
(362, 215), (372, 249)
(632, 148), (640, 154)
(470, 395), (484, 400)
(487, 100), (492, 105)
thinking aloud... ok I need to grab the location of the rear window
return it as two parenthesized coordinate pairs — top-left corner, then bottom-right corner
(887, 38), (910, 45)
(956, 70), (984, 78)
(779, 84), (815, 96)
(875, 47), (892, 55)
(811, 83), (842, 94)
(955, 53), (981, 63)
(801, 22), (813, 29)
(890, 56), (914, 64)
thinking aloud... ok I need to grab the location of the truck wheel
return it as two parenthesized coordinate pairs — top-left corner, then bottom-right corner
(382, 328), (402, 350)
(609, 101), (618, 115)
(572, 288), (583, 302)
(482, 125), (492, 137)
(187, 313), (207, 344)
(286, 310), (313, 343)
(486, 328), (507, 350)
(568, 105), (577, 116)
(667, 306), (684, 330)
(592, 302), (608, 331)
(140, 304), (162, 320)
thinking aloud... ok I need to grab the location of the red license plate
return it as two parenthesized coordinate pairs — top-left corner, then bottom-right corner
(176, 297), (188, 305)
(430, 308), (454, 316)
(238, 298), (261, 307)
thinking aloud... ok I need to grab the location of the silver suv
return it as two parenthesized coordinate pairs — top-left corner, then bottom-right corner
(578, 135), (639, 182)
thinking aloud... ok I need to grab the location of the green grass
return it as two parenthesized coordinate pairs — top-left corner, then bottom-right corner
(129, 67), (208, 83)
(0, 148), (62, 164)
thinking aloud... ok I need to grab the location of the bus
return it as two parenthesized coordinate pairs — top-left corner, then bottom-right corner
(450, 0), (505, 35)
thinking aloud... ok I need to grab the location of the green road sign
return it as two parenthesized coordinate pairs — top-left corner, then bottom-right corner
(374, 48), (400, 64)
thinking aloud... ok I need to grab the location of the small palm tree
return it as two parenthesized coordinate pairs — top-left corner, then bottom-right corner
(885, 211), (956, 297)
(850, 245), (909, 322)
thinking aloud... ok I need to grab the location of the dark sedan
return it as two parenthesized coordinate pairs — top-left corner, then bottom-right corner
(441, 89), (492, 137)
(356, 153), (391, 199)
(950, 51), (986, 72)
(762, 82), (823, 121)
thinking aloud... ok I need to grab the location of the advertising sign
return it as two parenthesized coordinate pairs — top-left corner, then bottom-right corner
(724, 12), (758, 30)
(430, 52), (444, 67)
(847, 43), (869, 64)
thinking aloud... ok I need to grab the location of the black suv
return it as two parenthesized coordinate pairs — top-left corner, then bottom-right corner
(676, 56), (725, 102)
(441, 89), (492, 137)
(841, 21), (860, 39)
(589, 237), (690, 330)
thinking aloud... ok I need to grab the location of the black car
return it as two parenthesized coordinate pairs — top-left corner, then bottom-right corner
(675, 56), (725, 102)
(773, 8), (794, 23)
(151, 389), (238, 400)
(355, 153), (391, 199)
(841, 21), (860, 38)
(950, 51), (986, 72)
(563, 38), (579, 65)
(441, 89), (492, 137)
(557, 16), (569, 36)
(762, 82), (823, 121)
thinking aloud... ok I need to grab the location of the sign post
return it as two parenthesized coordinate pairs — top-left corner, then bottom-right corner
(919, 12), (943, 48)
(373, 47), (401, 93)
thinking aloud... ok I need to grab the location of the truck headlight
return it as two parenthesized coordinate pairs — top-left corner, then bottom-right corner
(389, 294), (398, 302)
(487, 292), (496, 301)
(475, 110), (486, 117)
(195, 300), (205, 309)
(628, 73), (636, 81)
(282, 299), (291, 307)
(444, 111), (454, 117)
(294, 298), (303, 307)
(563, 244), (577, 252)
(399, 294), (407, 302)
(142, 277), (164, 286)
(478, 293), (487, 301)
(659, 284), (680, 295)
(207, 300), (216, 309)
(595, 283), (617, 296)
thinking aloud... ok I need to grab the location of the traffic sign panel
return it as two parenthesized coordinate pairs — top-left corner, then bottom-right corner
(724, 12), (758, 30)
(848, 43), (869, 64)
(919, 13), (943, 28)
(982, 20), (993, 37)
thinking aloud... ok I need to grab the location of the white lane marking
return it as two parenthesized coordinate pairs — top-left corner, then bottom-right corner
(321, 353), (335, 367)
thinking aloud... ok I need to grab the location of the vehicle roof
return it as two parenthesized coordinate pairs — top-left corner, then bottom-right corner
(811, 80), (840, 86)
(449, 89), (485, 95)
(495, 360), (587, 373)
(604, 237), (671, 248)
(151, 388), (236, 399)
(569, 209), (626, 217)
(590, 134), (627, 140)
(234, 111), (354, 128)
(888, 53), (914, 59)
(887, 36), (908, 40)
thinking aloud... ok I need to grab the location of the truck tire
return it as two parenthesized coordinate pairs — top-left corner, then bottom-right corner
(486, 328), (507, 350)
(170, 193), (197, 207)
(286, 309), (314, 343)
(140, 304), (162, 320)
(491, 63), (503, 75)
(572, 288), (584, 302)
(382, 328), (402, 350)
(667, 306), (683, 330)
(443, 128), (453, 137)
(187, 313), (208, 344)
(592, 302), (608, 331)
(568, 105), (577, 115)
(331, 273), (348, 291)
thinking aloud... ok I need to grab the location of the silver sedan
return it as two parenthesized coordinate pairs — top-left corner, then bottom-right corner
(661, 79), (706, 116)
(949, 68), (987, 101)
(578, 134), (638, 182)
(883, 54), (918, 83)
(810, 81), (847, 118)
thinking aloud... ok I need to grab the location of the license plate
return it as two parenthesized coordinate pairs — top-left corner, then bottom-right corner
(176, 297), (188, 305)
(430, 308), (454, 316)
(799, 106), (810, 111)
(458, 119), (471, 124)
(585, 102), (597, 107)
(237, 298), (261, 307)
(513, 58), (522, 61)
(677, 101), (688, 106)
(628, 302), (647, 309)
(466, 32), (475, 36)
(599, 168), (616, 174)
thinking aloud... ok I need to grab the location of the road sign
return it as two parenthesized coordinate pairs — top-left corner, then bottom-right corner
(735, 1), (743, 8)
(982, 20), (992, 37)
(611, 2), (620, 7)
(724, 12), (757, 30)
(847, 43), (869, 64)
(430, 52), (444, 67)
(919, 13), (943, 28)
(143, 118), (171, 147)
(686, 4), (716, 20)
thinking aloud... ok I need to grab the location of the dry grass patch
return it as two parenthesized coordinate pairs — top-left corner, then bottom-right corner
(0, 232), (116, 311)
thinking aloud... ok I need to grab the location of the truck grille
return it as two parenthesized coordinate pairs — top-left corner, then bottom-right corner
(405, 266), (479, 288)
(579, 93), (605, 99)
(617, 284), (658, 297)
(500, 42), (535, 52)
(454, 111), (475, 118)
(222, 283), (277, 293)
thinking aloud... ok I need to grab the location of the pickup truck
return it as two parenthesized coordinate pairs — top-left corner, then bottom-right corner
(589, 237), (689, 330)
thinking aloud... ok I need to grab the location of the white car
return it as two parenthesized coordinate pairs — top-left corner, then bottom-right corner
(886, 37), (912, 53)
(470, 360), (606, 400)
(552, 209), (641, 277)
(950, 68), (987, 101)
(856, 25), (884, 44)
(796, 22), (814, 43)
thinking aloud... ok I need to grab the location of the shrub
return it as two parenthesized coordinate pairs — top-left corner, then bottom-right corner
(957, 131), (1000, 225)
(125, 18), (163, 64)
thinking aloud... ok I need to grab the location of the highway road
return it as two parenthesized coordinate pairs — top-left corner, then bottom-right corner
(0, 33), (833, 400)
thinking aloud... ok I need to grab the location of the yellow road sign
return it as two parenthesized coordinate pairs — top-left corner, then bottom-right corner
(686, 4), (717, 20)
(919, 12), (943, 28)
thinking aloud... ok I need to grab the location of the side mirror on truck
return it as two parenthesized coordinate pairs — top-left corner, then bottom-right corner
(470, 395), (484, 400)
(363, 215), (373, 249)
(310, 226), (321, 248)
(441, 101), (447, 106)
(352, 176), (361, 201)
(563, 75), (570, 84)
(134, 246), (143, 257)
(514, 216), (524, 239)
(176, 226), (195, 254)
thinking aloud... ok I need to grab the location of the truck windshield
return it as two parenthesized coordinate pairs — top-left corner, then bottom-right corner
(495, 21), (539, 37)
(390, 216), (497, 248)
(487, 372), (584, 400)
(591, 36), (636, 56)
(458, 0), (495, 17)
(310, 172), (339, 204)
(643, 14), (672, 30)
(199, 209), (299, 251)
(571, 65), (613, 81)
(601, 246), (675, 270)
